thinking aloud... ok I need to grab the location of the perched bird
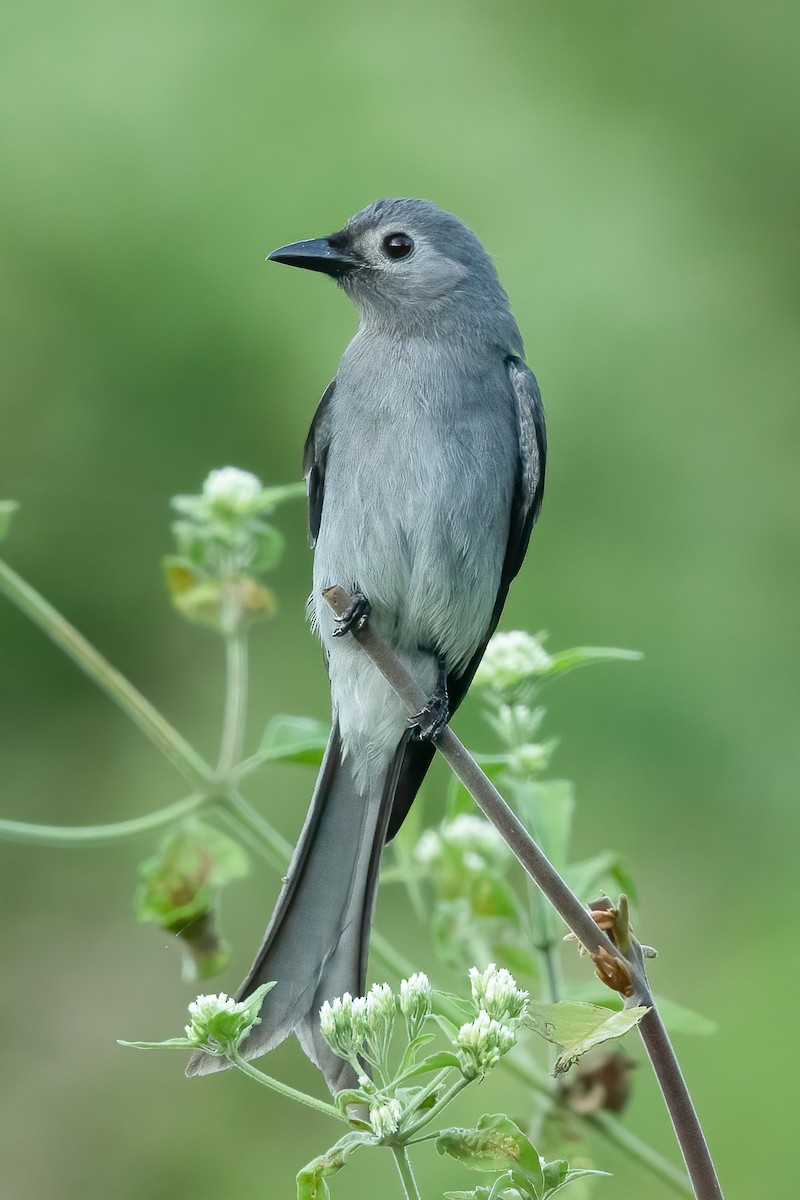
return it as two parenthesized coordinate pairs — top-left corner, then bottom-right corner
(187, 198), (546, 1090)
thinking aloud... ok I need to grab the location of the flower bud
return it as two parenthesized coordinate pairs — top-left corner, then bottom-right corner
(474, 631), (552, 697)
(456, 1009), (517, 1080)
(202, 467), (263, 509)
(365, 982), (396, 1043)
(468, 963), (529, 1023)
(369, 1097), (403, 1139)
(184, 989), (265, 1053)
(399, 973), (432, 1039)
(319, 992), (368, 1062)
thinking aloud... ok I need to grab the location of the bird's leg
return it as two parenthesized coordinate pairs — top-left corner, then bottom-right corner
(331, 589), (372, 637)
(408, 651), (449, 742)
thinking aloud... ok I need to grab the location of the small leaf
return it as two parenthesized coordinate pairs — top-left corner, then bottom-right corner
(543, 646), (642, 679)
(564, 853), (638, 907)
(400, 1050), (462, 1080)
(256, 715), (331, 766)
(296, 1131), (375, 1200)
(117, 1037), (196, 1050)
(546, 1166), (611, 1197)
(0, 500), (20, 544)
(509, 778), (575, 868)
(564, 984), (716, 1036)
(436, 1114), (544, 1191)
(525, 1000), (649, 1074)
(444, 1190), (492, 1200)
(645, 996), (716, 1036)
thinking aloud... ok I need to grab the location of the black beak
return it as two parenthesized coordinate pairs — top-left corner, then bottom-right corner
(267, 236), (360, 277)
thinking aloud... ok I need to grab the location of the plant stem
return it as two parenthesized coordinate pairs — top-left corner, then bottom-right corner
(392, 1145), (422, 1200)
(0, 558), (213, 790)
(586, 1110), (694, 1196)
(230, 1052), (342, 1121)
(0, 792), (206, 847)
(402, 1077), (470, 1140)
(218, 623), (249, 776)
(220, 790), (294, 861)
(323, 587), (722, 1200)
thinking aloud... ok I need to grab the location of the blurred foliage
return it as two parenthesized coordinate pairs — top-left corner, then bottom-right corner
(1, 1), (798, 1198)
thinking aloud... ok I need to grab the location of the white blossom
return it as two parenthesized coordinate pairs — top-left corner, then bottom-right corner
(202, 466), (262, 509)
(474, 630), (552, 695)
(184, 991), (261, 1050)
(415, 815), (509, 874)
(319, 992), (368, 1061)
(369, 1097), (403, 1138)
(468, 963), (529, 1023)
(456, 1009), (517, 1079)
(399, 973), (432, 1037)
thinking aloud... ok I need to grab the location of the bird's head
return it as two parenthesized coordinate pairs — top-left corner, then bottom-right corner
(267, 198), (515, 337)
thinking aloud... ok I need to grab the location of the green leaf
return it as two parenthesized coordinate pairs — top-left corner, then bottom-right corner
(447, 758), (508, 819)
(136, 821), (249, 926)
(249, 523), (284, 572)
(256, 714), (331, 766)
(397, 1032), (437, 1075)
(543, 646), (642, 680)
(296, 1131), (375, 1200)
(525, 1000), (649, 1074)
(563, 852), (638, 907)
(0, 500), (19, 544)
(547, 1167), (610, 1197)
(650, 996), (717, 1036)
(444, 1190), (493, 1200)
(564, 984), (716, 1036)
(400, 1050), (462, 1079)
(437, 1114), (544, 1191)
(509, 778), (575, 868)
(117, 1037), (196, 1050)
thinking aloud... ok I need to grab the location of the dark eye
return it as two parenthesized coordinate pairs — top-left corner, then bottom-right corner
(382, 232), (414, 260)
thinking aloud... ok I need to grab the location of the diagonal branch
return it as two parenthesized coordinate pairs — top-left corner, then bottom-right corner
(322, 585), (724, 1200)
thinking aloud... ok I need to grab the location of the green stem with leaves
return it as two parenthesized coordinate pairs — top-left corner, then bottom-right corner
(0, 557), (697, 1199)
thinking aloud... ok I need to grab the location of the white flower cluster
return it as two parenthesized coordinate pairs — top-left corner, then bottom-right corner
(399, 972), (432, 1039)
(456, 1009), (517, 1080)
(319, 981), (398, 1068)
(319, 992), (369, 1062)
(469, 963), (529, 1023)
(184, 991), (261, 1051)
(202, 466), (263, 509)
(474, 630), (552, 696)
(415, 813), (510, 873)
(369, 1097), (403, 1139)
(455, 964), (528, 1080)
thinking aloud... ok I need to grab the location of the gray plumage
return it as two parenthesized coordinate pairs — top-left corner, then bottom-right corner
(187, 198), (546, 1091)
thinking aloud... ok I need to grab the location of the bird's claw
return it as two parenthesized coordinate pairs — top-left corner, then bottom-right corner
(332, 591), (371, 638)
(408, 690), (449, 743)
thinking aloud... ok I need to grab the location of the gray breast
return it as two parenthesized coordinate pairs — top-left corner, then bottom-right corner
(312, 331), (518, 672)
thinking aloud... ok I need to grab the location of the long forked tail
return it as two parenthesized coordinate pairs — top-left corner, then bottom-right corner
(186, 724), (411, 1093)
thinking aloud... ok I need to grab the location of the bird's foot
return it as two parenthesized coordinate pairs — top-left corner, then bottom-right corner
(408, 654), (449, 742)
(332, 590), (372, 637)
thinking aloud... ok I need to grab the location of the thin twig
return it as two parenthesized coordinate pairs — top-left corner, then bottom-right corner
(323, 586), (724, 1200)
(218, 626), (249, 775)
(0, 792), (206, 847)
(0, 558), (213, 790)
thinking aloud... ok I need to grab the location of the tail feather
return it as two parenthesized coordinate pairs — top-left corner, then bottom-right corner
(186, 725), (420, 1091)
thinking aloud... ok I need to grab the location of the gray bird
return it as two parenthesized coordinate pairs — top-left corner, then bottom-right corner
(187, 198), (546, 1091)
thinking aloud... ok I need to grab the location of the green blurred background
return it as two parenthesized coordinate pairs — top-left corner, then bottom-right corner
(1, 1), (798, 1196)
